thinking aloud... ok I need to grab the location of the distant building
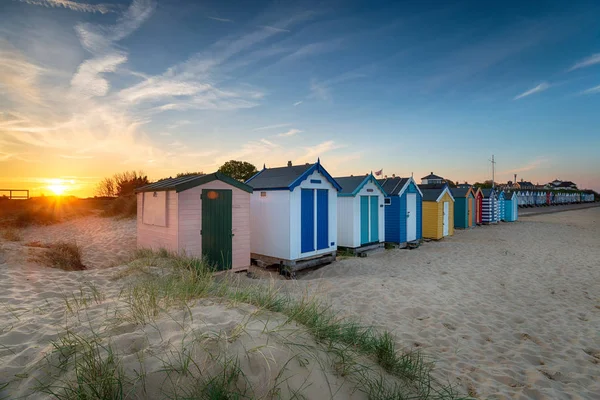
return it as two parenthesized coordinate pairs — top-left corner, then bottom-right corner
(546, 179), (578, 190)
(421, 172), (445, 185)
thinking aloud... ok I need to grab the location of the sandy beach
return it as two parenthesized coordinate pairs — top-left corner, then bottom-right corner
(300, 207), (600, 399)
(1, 208), (599, 398)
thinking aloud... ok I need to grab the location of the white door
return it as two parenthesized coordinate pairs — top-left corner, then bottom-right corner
(406, 193), (417, 241)
(443, 202), (449, 236)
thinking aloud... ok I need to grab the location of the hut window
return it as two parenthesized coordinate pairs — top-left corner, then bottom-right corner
(142, 191), (167, 227)
(261, 192), (267, 197)
(384, 198), (391, 205)
(310, 179), (322, 184)
(366, 189), (373, 192)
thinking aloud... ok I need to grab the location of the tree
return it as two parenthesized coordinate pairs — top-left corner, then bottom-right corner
(176, 171), (203, 177)
(445, 179), (457, 188)
(95, 171), (149, 197)
(218, 160), (258, 182)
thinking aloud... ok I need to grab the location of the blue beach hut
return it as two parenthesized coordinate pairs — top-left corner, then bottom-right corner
(504, 192), (518, 222)
(245, 160), (341, 270)
(378, 176), (423, 247)
(335, 174), (386, 253)
(497, 190), (505, 221)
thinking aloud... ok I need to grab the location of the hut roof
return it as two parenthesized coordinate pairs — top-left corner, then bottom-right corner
(245, 161), (341, 191)
(420, 186), (454, 202)
(135, 172), (253, 193)
(505, 192), (515, 200)
(481, 188), (496, 197)
(378, 177), (423, 197)
(450, 187), (473, 198)
(335, 174), (384, 196)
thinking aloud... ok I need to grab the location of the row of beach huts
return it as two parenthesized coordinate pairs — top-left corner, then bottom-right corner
(135, 160), (596, 273)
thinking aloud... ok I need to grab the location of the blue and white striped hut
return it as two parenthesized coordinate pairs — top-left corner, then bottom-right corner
(245, 159), (341, 271)
(335, 174), (386, 253)
(497, 190), (505, 221)
(481, 188), (499, 224)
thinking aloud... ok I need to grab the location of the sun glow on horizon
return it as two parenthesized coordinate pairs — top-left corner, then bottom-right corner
(46, 178), (73, 196)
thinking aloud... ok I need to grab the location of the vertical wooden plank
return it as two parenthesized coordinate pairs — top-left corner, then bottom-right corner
(370, 195), (379, 242)
(360, 196), (369, 245)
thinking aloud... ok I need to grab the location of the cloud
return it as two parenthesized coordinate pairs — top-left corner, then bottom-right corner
(310, 80), (331, 101)
(277, 128), (301, 137)
(0, 45), (45, 104)
(298, 140), (344, 163)
(259, 25), (290, 33)
(71, 52), (128, 97)
(208, 16), (233, 23)
(252, 123), (291, 131)
(18, 0), (115, 14)
(581, 84), (600, 95)
(502, 158), (548, 174)
(293, 101), (303, 106)
(514, 82), (550, 100)
(60, 154), (94, 159)
(568, 53), (600, 71)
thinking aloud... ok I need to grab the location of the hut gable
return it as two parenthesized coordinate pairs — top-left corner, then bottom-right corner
(420, 186), (454, 239)
(246, 161), (341, 192)
(377, 177), (423, 245)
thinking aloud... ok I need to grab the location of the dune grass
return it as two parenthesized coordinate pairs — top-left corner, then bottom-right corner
(100, 196), (137, 218)
(113, 248), (466, 399)
(1, 228), (22, 242)
(35, 242), (86, 271)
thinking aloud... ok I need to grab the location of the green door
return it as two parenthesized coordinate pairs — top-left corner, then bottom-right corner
(201, 189), (232, 271)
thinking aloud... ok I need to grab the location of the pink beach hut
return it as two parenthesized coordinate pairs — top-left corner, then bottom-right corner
(135, 172), (253, 272)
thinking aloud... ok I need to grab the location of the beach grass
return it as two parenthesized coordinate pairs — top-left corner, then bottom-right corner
(109, 248), (466, 399)
(35, 241), (86, 271)
(1, 228), (22, 242)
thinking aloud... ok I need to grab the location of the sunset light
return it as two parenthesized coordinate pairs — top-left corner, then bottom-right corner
(46, 179), (72, 196)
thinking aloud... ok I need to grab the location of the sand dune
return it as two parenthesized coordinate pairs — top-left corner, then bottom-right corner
(299, 208), (600, 399)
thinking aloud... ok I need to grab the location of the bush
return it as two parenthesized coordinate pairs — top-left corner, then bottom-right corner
(1, 228), (22, 241)
(37, 242), (86, 271)
(100, 196), (137, 218)
(13, 209), (60, 227)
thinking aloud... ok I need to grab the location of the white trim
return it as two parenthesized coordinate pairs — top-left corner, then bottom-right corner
(396, 176), (423, 198)
(435, 186), (455, 202)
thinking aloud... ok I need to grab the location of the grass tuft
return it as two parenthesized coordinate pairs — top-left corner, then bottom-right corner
(1, 228), (22, 242)
(100, 195), (137, 218)
(36, 241), (86, 271)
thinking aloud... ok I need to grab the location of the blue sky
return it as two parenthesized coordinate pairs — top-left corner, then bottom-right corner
(1, 0), (599, 196)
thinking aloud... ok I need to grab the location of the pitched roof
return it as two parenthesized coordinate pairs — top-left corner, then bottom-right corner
(419, 185), (454, 202)
(335, 174), (384, 196)
(135, 172), (253, 193)
(519, 181), (534, 187)
(505, 192), (514, 200)
(419, 183), (447, 190)
(450, 187), (473, 198)
(245, 162), (341, 191)
(421, 172), (443, 180)
(377, 177), (409, 196)
(481, 188), (496, 197)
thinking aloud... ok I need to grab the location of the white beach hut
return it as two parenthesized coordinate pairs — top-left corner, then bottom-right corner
(245, 160), (341, 272)
(334, 174), (386, 253)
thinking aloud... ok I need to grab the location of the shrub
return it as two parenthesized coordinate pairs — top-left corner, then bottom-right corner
(13, 209), (60, 227)
(1, 228), (22, 242)
(100, 196), (137, 218)
(37, 242), (86, 271)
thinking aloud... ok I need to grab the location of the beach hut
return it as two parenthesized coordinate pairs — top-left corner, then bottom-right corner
(481, 188), (498, 224)
(135, 172), (253, 272)
(473, 187), (483, 225)
(452, 186), (475, 229)
(245, 160), (341, 271)
(419, 185), (454, 240)
(335, 174), (386, 253)
(378, 176), (423, 246)
(504, 192), (518, 222)
(497, 190), (505, 221)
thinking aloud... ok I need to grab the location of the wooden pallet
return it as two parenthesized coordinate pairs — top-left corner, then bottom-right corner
(251, 252), (336, 273)
(338, 242), (384, 257)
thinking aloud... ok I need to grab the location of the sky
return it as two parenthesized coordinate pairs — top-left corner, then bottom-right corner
(1, 0), (599, 197)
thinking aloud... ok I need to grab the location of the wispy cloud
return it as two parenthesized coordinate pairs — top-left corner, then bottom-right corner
(207, 16), (233, 23)
(502, 157), (548, 174)
(252, 123), (291, 131)
(298, 140), (344, 163)
(277, 128), (301, 137)
(18, 0), (115, 14)
(60, 154), (94, 159)
(514, 82), (550, 100)
(310, 80), (331, 101)
(0, 46), (45, 104)
(293, 101), (303, 106)
(581, 84), (600, 95)
(568, 53), (600, 71)
(259, 25), (291, 33)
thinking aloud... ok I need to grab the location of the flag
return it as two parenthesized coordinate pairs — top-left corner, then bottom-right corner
(374, 169), (383, 176)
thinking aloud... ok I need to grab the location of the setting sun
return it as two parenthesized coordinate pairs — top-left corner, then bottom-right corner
(46, 178), (71, 196)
